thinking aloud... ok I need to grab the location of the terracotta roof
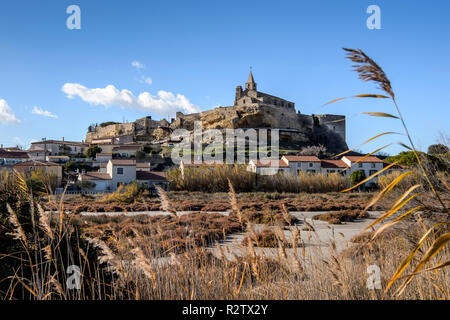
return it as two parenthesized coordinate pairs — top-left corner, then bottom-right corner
(81, 172), (112, 181)
(321, 160), (349, 169)
(136, 162), (151, 168)
(14, 160), (60, 167)
(343, 156), (383, 163)
(0, 149), (30, 159)
(282, 155), (321, 162)
(136, 171), (167, 181)
(27, 148), (49, 153)
(251, 159), (290, 168)
(110, 159), (136, 166)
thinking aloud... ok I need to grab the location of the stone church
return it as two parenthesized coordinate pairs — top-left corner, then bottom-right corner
(234, 71), (296, 111)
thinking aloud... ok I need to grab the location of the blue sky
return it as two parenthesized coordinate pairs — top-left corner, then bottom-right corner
(0, 0), (449, 155)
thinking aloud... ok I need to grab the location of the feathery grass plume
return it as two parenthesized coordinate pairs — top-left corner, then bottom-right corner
(43, 245), (53, 262)
(155, 185), (177, 216)
(277, 239), (287, 260)
(281, 204), (292, 226)
(131, 246), (157, 289)
(85, 237), (122, 276)
(343, 47), (447, 213)
(6, 204), (27, 244)
(37, 204), (54, 241)
(227, 179), (242, 224)
(343, 48), (394, 98)
(292, 226), (299, 249)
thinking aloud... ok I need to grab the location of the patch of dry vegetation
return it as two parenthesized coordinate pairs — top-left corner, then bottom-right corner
(312, 209), (370, 224)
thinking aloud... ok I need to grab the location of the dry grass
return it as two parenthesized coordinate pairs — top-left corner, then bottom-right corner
(312, 209), (370, 224)
(168, 165), (349, 193)
(1, 174), (449, 300)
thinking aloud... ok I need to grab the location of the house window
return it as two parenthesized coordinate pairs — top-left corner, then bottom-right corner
(369, 170), (377, 176)
(309, 163), (313, 167)
(358, 163), (363, 168)
(117, 167), (124, 175)
(371, 163), (376, 168)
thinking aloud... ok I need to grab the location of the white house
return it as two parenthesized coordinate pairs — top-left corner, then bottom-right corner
(320, 159), (349, 174)
(281, 155), (322, 174)
(179, 160), (225, 178)
(112, 145), (142, 158)
(30, 139), (88, 156)
(341, 155), (385, 186)
(247, 159), (290, 175)
(0, 149), (30, 166)
(96, 153), (112, 163)
(78, 159), (167, 192)
(136, 171), (169, 191)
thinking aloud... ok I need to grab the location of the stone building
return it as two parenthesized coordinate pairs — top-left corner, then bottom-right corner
(234, 71), (296, 110)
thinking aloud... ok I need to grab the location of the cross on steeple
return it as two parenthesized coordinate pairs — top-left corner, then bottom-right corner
(246, 68), (256, 91)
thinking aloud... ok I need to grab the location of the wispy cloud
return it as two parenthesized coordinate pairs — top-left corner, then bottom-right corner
(31, 106), (58, 119)
(131, 60), (145, 70)
(139, 76), (152, 85)
(0, 99), (21, 124)
(62, 83), (199, 117)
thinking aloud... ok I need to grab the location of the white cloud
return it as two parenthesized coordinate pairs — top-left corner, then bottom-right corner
(31, 106), (58, 119)
(140, 76), (152, 85)
(0, 99), (21, 124)
(62, 83), (200, 117)
(131, 60), (145, 69)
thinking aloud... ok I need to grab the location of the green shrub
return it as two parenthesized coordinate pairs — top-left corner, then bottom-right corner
(350, 170), (366, 186)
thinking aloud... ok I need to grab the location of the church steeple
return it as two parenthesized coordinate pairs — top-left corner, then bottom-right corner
(245, 69), (257, 91)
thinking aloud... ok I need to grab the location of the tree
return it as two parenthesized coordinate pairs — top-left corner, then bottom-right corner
(85, 145), (102, 158)
(428, 144), (449, 155)
(350, 170), (366, 186)
(299, 144), (327, 157)
(135, 150), (146, 160)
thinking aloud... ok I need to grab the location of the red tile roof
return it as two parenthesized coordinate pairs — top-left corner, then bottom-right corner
(136, 171), (167, 181)
(80, 172), (112, 181)
(0, 149), (30, 159)
(282, 155), (321, 162)
(13, 160), (60, 167)
(321, 160), (349, 168)
(251, 159), (290, 168)
(110, 159), (136, 166)
(136, 162), (151, 168)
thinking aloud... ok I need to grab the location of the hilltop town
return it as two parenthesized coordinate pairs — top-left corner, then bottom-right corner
(0, 72), (400, 193)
